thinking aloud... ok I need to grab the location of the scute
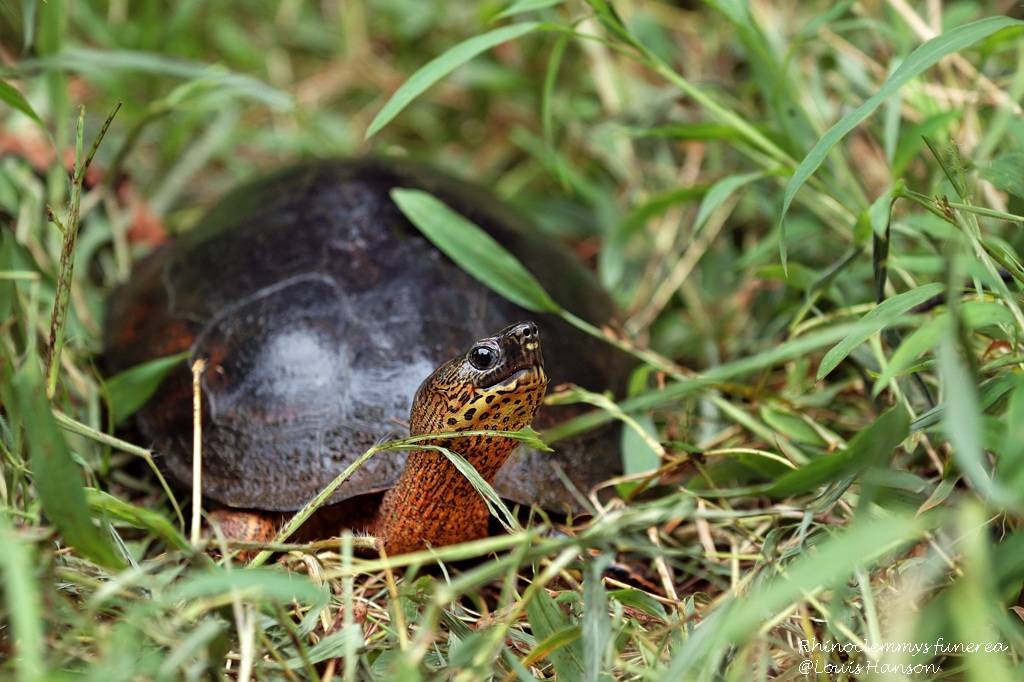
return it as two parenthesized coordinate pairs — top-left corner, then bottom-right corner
(105, 159), (629, 511)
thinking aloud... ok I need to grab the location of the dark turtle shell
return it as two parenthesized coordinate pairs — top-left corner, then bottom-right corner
(105, 159), (629, 512)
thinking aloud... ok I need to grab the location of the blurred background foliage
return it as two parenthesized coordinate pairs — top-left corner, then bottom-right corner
(2, 0), (1024, 679)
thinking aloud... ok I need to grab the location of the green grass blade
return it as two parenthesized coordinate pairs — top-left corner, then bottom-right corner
(0, 78), (43, 125)
(980, 151), (1024, 200)
(524, 626), (583, 672)
(622, 122), (743, 141)
(170, 567), (326, 606)
(0, 231), (19, 320)
(0, 518), (45, 682)
(766, 405), (909, 497)
(11, 361), (123, 569)
(621, 413), (660, 476)
(541, 32), (569, 159)
(938, 339), (1001, 504)
(277, 627), (365, 669)
(495, 0), (562, 20)
(430, 444), (521, 532)
(366, 22), (539, 138)
(817, 283), (943, 379)
(1001, 376), (1024, 492)
(891, 110), (960, 178)
(405, 426), (552, 452)
(608, 589), (667, 621)
(693, 171), (764, 234)
(952, 506), (1018, 682)
(392, 188), (561, 313)
(526, 588), (585, 679)
(873, 300), (1015, 395)
(778, 16), (1022, 265)
(582, 555), (612, 682)
(872, 314), (947, 395)
(103, 351), (190, 425)
(85, 488), (190, 552)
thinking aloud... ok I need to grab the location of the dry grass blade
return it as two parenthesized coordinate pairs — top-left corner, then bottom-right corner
(45, 103), (121, 398)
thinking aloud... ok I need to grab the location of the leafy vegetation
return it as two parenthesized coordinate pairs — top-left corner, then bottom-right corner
(2, 0), (1024, 679)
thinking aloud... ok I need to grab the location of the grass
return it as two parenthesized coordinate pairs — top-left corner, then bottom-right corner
(2, 0), (1024, 679)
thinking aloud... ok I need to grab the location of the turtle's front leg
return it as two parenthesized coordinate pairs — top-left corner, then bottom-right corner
(208, 508), (280, 560)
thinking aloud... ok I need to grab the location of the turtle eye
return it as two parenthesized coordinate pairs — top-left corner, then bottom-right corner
(468, 344), (498, 371)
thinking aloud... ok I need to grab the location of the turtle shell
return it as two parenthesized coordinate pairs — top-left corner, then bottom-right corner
(104, 159), (629, 512)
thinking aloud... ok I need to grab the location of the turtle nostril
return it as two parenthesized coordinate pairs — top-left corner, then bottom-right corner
(506, 321), (538, 343)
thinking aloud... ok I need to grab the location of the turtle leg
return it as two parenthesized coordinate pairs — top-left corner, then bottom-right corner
(207, 508), (280, 560)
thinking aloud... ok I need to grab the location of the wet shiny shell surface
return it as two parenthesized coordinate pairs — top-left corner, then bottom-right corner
(105, 159), (628, 511)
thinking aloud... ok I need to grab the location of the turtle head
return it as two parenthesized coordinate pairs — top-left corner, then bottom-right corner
(411, 321), (548, 434)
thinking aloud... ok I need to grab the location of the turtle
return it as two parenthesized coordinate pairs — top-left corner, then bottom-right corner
(104, 158), (629, 551)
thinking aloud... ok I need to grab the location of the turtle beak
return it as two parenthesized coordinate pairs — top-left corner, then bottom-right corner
(499, 320), (543, 372)
(481, 321), (545, 389)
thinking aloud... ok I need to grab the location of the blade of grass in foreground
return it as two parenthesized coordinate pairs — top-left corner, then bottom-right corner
(693, 170), (766, 234)
(495, 0), (563, 20)
(391, 188), (560, 313)
(0, 78), (43, 125)
(366, 22), (539, 138)
(0, 518), (45, 682)
(429, 444), (521, 532)
(527, 585), (586, 678)
(103, 351), (190, 425)
(951, 505), (1017, 681)
(938, 338), (1010, 506)
(778, 15), (1022, 267)
(170, 567), (327, 608)
(766, 405), (908, 497)
(582, 554), (613, 681)
(816, 282), (943, 379)
(86, 489), (190, 552)
(872, 300), (1014, 395)
(10, 360), (123, 569)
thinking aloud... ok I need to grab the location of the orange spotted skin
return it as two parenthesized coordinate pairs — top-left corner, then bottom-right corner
(208, 508), (280, 560)
(372, 322), (547, 554)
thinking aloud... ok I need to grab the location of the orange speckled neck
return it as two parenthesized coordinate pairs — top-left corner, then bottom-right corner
(372, 322), (547, 554)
